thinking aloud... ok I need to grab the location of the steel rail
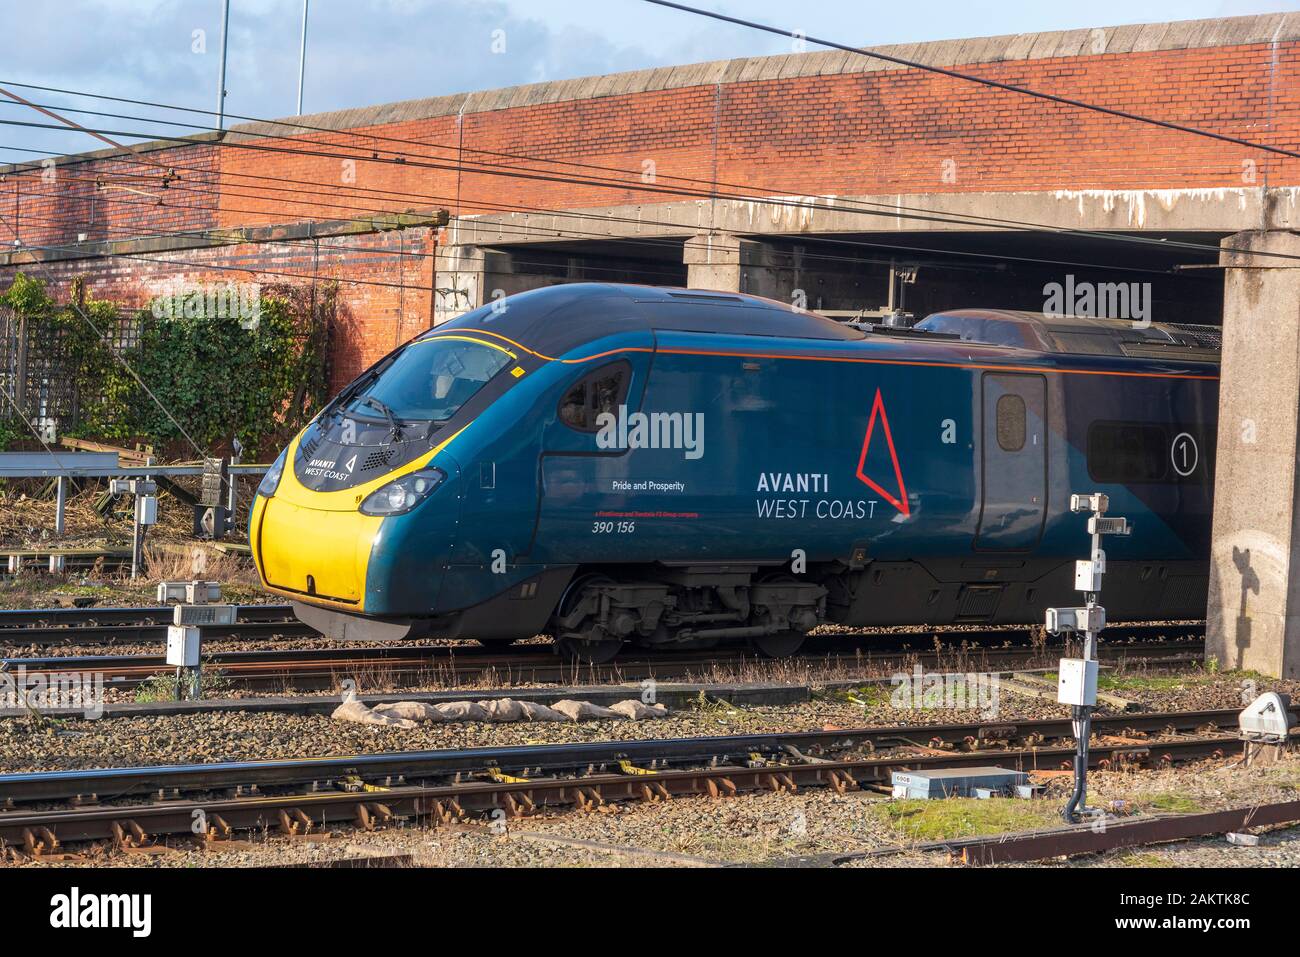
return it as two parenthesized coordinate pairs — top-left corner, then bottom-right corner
(0, 731), (1240, 848)
(1, 640), (1206, 691)
(0, 604), (296, 627)
(0, 621), (317, 647)
(0, 612), (1203, 654)
(0, 607), (1204, 641)
(0, 708), (1242, 805)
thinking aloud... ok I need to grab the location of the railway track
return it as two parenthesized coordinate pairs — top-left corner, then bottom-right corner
(0, 708), (1244, 853)
(0, 607), (1204, 652)
(3, 634), (1206, 690)
(0, 604), (309, 646)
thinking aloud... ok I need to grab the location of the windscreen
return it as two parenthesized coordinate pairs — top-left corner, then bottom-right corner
(344, 337), (513, 422)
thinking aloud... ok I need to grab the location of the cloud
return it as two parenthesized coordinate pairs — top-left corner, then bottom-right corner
(0, 0), (1289, 161)
(0, 0), (699, 158)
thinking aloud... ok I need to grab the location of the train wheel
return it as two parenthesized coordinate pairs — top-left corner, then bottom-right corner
(555, 635), (624, 664)
(749, 630), (806, 659)
(552, 574), (624, 664)
(475, 638), (517, 648)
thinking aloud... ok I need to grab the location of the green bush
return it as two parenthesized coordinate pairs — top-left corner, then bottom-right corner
(0, 418), (19, 451)
(0, 274), (333, 457)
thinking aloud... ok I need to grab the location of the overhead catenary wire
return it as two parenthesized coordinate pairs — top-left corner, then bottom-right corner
(643, 0), (1300, 160)
(0, 23), (1248, 476)
(0, 94), (1287, 267)
(0, 124), (1220, 279)
(0, 77), (1287, 265)
(0, 377), (75, 469)
(0, 116), (1200, 280)
(0, 88), (218, 461)
(5, 175), (1194, 279)
(0, 208), (210, 459)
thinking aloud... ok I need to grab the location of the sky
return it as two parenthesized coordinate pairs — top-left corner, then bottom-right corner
(0, 0), (1293, 160)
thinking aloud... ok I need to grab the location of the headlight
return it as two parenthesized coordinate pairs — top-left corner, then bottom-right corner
(257, 447), (288, 498)
(359, 468), (446, 516)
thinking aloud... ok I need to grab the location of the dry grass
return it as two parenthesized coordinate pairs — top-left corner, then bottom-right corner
(0, 476), (258, 550)
(143, 542), (258, 589)
(0, 537), (262, 611)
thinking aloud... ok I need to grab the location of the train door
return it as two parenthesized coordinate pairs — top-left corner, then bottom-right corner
(524, 336), (655, 561)
(975, 372), (1047, 551)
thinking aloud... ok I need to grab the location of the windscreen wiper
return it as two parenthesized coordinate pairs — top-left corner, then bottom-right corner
(321, 354), (400, 423)
(361, 396), (403, 441)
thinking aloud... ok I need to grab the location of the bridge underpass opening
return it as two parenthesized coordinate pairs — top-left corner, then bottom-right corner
(473, 230), (1226, 328)
(479, 241), (687, 300)
(730, 231), (1227, 327)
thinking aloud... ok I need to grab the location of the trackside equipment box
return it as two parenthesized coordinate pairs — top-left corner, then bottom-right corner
(891, 767), (1029, 800)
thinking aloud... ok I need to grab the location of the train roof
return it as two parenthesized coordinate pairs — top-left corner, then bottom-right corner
(429, 284), (1220, 364)
(914, 309), (1222, 361)
(429, 283), (865, 355)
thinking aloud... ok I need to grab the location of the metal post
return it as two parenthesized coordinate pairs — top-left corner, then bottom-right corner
(1048, 493), (1130, 824)
(227, 440), (242, 532)
(1070, 518), (1103, 815)
(216, 0), (231, 131)
(131, 503), (142, 580)
(13, 313), (27, 416)
(54, 474), (66, 537)
(296, 0), (310, 116)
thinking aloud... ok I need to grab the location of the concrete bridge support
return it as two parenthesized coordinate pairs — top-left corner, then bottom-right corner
(684, 232), (746, 292)
(682, 232), (790, 300)
(1207, 230), (1300, 679)
(433, 244), (486, 324)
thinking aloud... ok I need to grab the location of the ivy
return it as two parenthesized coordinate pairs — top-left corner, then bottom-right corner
(0, 274), (334, 457)
(0, 418), (19, 452)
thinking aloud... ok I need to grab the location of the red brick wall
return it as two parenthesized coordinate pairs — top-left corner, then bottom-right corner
(1, 146), (219, 249)
(3, 38), (1298, 389)
(0, 228), (434, 390)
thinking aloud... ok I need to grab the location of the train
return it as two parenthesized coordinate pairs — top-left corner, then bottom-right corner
(249, 282), (1221, 662)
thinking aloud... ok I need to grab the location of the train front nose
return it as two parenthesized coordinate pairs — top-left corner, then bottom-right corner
(254, 496), (381, 606)
(251, 444), (462, 616)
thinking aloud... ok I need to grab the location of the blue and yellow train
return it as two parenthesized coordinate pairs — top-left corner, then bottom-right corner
(250, 283), (1220, 661)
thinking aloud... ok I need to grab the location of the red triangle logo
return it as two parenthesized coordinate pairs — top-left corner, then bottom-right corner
(855, 388), (910, 517)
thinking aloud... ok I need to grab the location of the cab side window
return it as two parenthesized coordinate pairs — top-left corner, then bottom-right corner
(559, 361), (631, 432)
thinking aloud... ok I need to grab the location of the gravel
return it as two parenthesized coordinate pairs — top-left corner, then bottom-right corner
(0, 690), (1069, 772)
(5, 664), (1300, 868)
(4, 668), (1294, 772)
(22, 759), (1300, 869)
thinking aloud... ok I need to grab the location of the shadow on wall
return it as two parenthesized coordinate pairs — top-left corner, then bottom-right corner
(1231, 545), (1260, 672)
(330, 298), (363, 394)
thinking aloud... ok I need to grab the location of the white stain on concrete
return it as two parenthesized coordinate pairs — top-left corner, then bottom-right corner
(728, 195), (835, 231)
(1049, 187), (1300, 228)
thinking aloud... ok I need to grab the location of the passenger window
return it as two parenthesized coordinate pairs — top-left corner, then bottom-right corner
(996, 394), (1026, 452)
(1087, 421), (1168, 483)
(559, 361), (631, 432)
